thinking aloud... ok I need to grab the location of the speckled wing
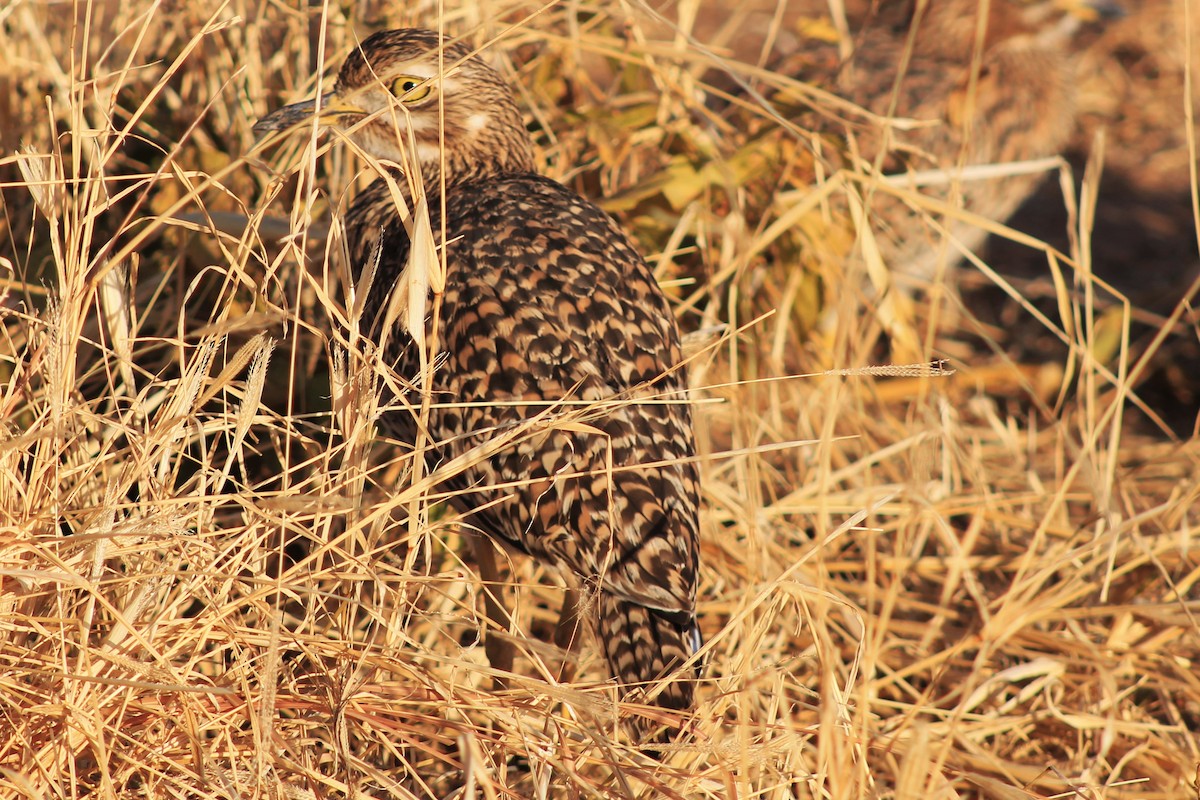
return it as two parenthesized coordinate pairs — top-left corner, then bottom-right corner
(349, 173), (701, 706)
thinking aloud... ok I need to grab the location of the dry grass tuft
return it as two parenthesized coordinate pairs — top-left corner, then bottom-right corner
(1, 1), (1198, 798)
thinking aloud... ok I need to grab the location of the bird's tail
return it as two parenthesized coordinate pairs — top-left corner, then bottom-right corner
(595, 590), (700, 731)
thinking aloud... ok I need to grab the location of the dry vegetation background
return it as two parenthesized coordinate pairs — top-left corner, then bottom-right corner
(2, 0), (1199, 797)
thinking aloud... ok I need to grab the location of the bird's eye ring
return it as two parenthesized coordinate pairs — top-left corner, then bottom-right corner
(390, 76), (432, 103)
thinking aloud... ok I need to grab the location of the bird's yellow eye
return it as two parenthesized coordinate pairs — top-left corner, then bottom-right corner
(390, 76), (432, 103)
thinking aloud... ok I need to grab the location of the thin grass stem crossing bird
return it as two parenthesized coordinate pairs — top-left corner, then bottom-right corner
(254, 29), (702, 735)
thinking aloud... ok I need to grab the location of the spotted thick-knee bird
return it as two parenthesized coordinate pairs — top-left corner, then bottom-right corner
(254, 29), (701, 729)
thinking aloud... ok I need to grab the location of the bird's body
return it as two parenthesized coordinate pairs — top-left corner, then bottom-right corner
(351, 173), (701, 708)
(256, 30), (700, 723)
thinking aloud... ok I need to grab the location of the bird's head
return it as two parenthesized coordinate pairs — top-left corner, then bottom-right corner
(254, 29), (535, 187)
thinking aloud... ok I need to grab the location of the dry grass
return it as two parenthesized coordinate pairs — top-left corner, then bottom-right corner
(2, 1), (1199, 798)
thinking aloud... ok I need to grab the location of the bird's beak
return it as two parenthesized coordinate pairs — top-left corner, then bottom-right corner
(252, 92), (367, 137)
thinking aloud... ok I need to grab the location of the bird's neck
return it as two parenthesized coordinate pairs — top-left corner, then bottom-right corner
(419, 159), (521, 195)
(368, 155), (536, 224)
(429, 109), (538, 191)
